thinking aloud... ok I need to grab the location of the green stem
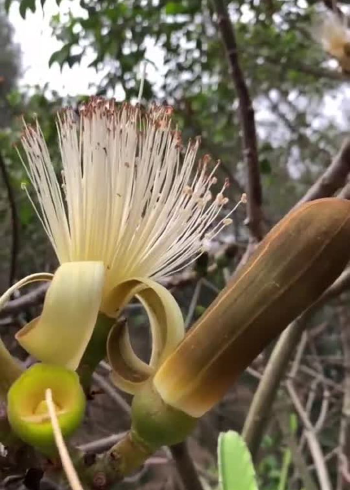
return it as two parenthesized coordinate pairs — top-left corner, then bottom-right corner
(77, 314), (116, 390)
(68, 430), (153, 488)
(278, 446), (291, 490)
(75, 381), (197, 488)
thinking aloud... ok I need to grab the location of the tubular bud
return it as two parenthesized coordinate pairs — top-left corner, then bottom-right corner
(154, 198), (350, 417)
(7, 364), (85, 455)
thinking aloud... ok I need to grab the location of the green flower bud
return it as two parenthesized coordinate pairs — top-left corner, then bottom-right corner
(7, 364), (85, 455)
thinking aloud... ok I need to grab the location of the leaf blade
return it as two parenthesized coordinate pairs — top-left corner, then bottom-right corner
(218, 431), (258, 490)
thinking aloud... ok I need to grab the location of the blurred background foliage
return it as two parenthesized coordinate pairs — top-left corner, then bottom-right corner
(1, 1), (350, 489)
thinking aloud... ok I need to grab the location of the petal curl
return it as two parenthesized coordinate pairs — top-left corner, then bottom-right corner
(0, 273), (52, 399)
(16, 262), (105, 370)
(105, 277), (184, 394)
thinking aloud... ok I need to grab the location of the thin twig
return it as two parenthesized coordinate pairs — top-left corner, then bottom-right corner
(185, 280), (203, 329)
(92, 373), (131, 416)
(0, 282), (48, 317)
(242, 316), (308, 457)
(212, 0), (263, 241)
(170, 442), (204, 490)
(294, 139), (350, 209)
(336, 304), (350, 490)
(78, 433), (127, 454)
(286, 382), (333, 490)
(0, 151), (19, 287)
(276, 411), (318, 490)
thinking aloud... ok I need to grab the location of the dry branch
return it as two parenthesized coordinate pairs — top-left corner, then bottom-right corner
(0, 151), (19, 287)
(212, 0), (264, 241)
(295, 139), (350, 208)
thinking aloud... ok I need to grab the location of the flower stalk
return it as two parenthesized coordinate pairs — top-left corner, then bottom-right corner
(77, 313), (116, 390)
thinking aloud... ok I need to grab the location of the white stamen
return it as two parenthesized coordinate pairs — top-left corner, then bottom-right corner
(137, 61), (147, 103)
(20, 98), (240, 292)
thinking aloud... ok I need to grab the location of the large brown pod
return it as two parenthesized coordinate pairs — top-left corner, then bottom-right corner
(154, 198), (350, 417)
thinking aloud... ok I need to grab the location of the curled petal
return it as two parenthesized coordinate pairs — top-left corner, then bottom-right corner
(105, 277), (184, 394)
(16, 262), (105, 370)
(0, 273), (52, 399)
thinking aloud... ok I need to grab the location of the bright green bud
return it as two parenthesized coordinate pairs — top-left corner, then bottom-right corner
(131, 380), (196, 451)
(7, 363), (85, 455)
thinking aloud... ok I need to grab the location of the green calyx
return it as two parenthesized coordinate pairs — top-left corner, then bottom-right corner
(78, 313), (116, 390)
(7, 363), (86, 455)
(131, 380), (197, 451)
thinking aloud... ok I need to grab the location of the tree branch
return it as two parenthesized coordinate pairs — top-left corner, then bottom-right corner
(0, 151), (19, 287)
(295, 138), (350, 208)
(286, 382), (332, 490)
(170, 442), (204, 490)
(336, 304), (350, 490)
(0, 283), (48, 317)
(211, 0), (264, 241)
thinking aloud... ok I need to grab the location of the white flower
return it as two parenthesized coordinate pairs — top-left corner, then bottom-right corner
(1, 97), (241, 388)
(21, 98), (233, 295)
(313, 12), (350, 70)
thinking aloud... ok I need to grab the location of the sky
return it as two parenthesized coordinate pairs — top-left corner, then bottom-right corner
(9, 0), (102, 95)
(8, 0), (165, 99)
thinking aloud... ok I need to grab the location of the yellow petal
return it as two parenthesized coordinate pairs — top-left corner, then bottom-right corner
(0, 273), (52, 399)
(105, 277), (184, 394)
(0, 339), (23, 400)
(16, 262), (105, 370)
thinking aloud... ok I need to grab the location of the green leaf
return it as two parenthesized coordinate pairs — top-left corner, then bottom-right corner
(218, 431), (258, 490)
(260, 158), (272, 175)
(4, 0), (12, 12)
(19, 0), (36, 18)
(165, 2), (189, 15)
(289, 413), (298, 434)
(48, 45), (72, 68)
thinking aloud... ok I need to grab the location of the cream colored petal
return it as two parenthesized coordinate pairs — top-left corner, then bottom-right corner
(0, 273), (52, 399)
(0, 339), (23, 400)
(16, 262), (105, 370)
(105, 277), (184, 394)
